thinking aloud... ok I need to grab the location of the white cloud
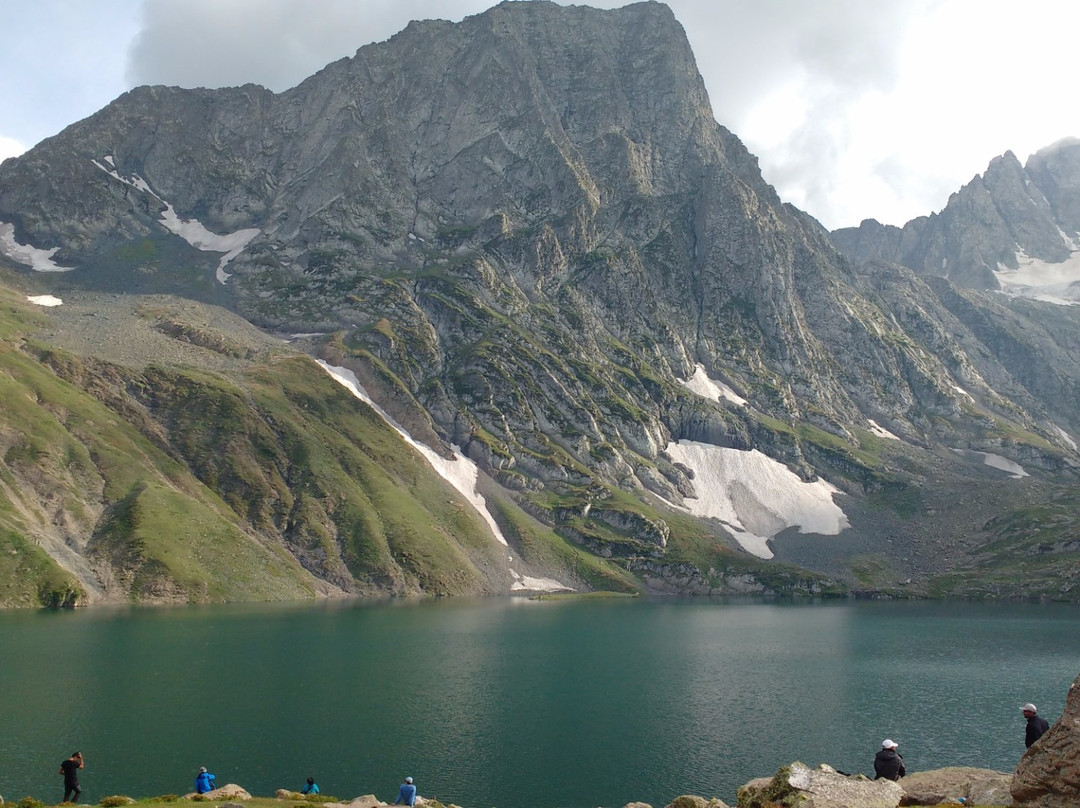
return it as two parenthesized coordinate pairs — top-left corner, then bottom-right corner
(0, 135), (26, 162)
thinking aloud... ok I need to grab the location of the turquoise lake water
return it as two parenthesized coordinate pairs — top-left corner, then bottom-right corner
(0, 597), (1077, 807)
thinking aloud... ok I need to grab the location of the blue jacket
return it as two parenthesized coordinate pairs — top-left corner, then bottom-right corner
(302, 783), (320, 795)
(395, 782), (417, 806)
(195, 772), (216, 793)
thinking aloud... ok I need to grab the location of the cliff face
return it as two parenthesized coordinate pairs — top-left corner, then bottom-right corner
(1, 2), (1079, 605)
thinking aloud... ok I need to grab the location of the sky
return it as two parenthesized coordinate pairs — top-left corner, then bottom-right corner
(0, 0), (1077, 231)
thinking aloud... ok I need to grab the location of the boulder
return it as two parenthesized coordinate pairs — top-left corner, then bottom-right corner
(662, 796), (730, 808)
(899, 767), (1011, 805)
(737, 762), (903, 808)
(345, 796), (387, 808)
(321, 796), (387, 808)
(622, 802), (654, 808)
(1012, 671), (1080, 807)
(185, 785), (252, 801)
(275, 791), (303, 800)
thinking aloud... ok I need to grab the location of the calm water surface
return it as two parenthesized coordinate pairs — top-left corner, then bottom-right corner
(1, 598), (1078, 807)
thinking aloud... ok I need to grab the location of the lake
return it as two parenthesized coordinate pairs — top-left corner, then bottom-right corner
(1, 597), (1077, 807)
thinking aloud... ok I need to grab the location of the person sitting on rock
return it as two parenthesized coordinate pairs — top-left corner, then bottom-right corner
(302, 777), (320, 795)
(393, 776), (416, 807)
(1022, 703), (1050, 748)
(874, 739), (906, 780)
(195, 766), (216, 794)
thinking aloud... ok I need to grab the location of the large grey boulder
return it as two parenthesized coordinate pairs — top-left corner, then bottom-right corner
(185, 784), (252, 801)
(1012, 671), (1080, 807)
(736, 762), (902, 808)
(662, 796), (730, 808)
(321, 796), (388, 808)
(898, 766), (1011, 806)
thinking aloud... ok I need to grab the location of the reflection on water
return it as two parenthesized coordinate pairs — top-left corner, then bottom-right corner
(0, 598), (1077, 807)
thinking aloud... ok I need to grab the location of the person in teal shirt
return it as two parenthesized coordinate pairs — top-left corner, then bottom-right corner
(302, 778), (320, 795)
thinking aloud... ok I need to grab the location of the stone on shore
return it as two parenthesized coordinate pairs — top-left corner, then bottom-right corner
(320, 796), (390, 808)
(662, 795), (730, 808)
(737, 762), (903, 808)
(1012, 671), (1080, 807)
(622, 802), (653, 808)
(898, 767), (1011, 806)
(185, 784), (252, 801)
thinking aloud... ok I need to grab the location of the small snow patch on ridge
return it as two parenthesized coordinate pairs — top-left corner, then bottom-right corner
(27, 294), (63, 306)
(679, 363), (747, 406)
(951, 448), (1029, 479)
(0, 223), (74, 272)
(867, 419), (899, 440)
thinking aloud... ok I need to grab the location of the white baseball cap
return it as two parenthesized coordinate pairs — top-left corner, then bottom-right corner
(882, 739), (898, 749)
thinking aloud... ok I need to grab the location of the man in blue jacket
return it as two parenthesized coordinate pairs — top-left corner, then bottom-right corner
(393, 776), (416, 807)
(195, 767), (216, 794)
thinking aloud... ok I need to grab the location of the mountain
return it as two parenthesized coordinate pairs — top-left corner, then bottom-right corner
(831, 137), (1080, 298)
(1, 1), (1078, 606)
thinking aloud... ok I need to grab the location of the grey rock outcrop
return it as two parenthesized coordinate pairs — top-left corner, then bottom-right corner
(736, 762), (903, 808)
(663, 796), (729, 808)
(1011, 671), (1080, 807)
(898, 766), (1011, 806)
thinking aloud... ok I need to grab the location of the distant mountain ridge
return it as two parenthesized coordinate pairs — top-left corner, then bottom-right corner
(831, 137), (1080, 299)
(0, 1), (1078, 605)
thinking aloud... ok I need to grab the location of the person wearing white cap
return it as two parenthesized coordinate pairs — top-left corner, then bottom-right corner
(1022, 703), (1050, 748)
(873, 739), (905, 781)
(393, 776), (416, 807)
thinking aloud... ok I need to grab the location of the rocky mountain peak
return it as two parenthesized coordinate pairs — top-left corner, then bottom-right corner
(2, 2), (1080, 605)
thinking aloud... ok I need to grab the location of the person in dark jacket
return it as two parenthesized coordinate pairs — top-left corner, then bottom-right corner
(59, 751), (84, 803)
(874, 739), (905, 781)
(1022, 703), (1050, 748)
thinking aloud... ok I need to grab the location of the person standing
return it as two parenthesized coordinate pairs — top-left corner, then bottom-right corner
(393, 776), (416, 807)
(194, 766), (216, 794)
(59, 751), (84, 803)
(1022, 703), (1050, 748)
(873, 739), (905, 781)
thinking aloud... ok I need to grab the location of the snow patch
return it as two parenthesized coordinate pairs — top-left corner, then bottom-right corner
(157, 201), (259, 283)
(90, 158), (259, 283)
(679, 363), (747, 406)
(953, 385), (973, 400)
(1053, 426), (1077, 452)
(867, 419), (900, 440)
(994, 247), (1080, 306)
(951, 448), (1029, 479)
(0, 223), (75, 272)
(663, 440), (849, 559)
(26, 294), (63, 307)
(317, 361), (570, 593)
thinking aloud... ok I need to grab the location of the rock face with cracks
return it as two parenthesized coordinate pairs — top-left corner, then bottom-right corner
(1012, 671), (1080, 807)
